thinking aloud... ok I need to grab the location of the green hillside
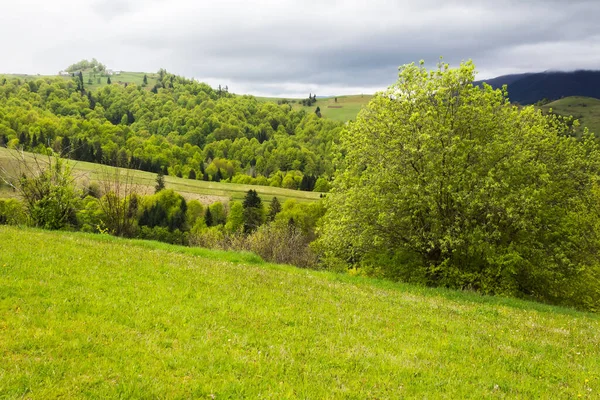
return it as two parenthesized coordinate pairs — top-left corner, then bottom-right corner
(0, 147), (321, 205)
(0, 226), (598, 398)
(1, 71), (159, 91)
(540, 96), (600, 136)
(258, 95), (373, 122)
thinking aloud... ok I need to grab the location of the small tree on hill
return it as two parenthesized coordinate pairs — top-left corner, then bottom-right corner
(204, 207), (213, 227)
(155, 172), (165, 193)
(107, 76), (112, 84)
(267, 197), (281, 221)
(243, 189), (264, 233)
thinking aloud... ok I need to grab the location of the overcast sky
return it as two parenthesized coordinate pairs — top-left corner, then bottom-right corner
(2, 0), (599, 97)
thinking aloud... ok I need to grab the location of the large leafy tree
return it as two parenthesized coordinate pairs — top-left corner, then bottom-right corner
(318, 60), (600, 310)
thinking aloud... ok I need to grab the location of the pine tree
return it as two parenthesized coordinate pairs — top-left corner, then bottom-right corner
(267, 197), (281, 221)
(243, 190), (264, 233)
(188, 169), (196, 180)
(107, 76), (112, 84)
(155, 172), (165, 193)
(204, 207), (213, 227)
(143, 74), (148, 85)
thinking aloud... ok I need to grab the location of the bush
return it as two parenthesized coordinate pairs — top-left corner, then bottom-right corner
(0, 198), (26, 225)
(246, 223), (318, 268)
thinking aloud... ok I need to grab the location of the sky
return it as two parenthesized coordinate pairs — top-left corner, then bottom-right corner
(1, 0), (600, 97)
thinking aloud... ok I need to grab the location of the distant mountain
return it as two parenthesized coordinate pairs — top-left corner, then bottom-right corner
(475, 70), (600, 105)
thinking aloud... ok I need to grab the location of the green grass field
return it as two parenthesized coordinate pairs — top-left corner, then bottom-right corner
(540, 96), (600, 136)
(0, 147), (321, 205)
(257, 95), (373, 122)
(0, 71), (159, 92)
(0, 226), (598, 398)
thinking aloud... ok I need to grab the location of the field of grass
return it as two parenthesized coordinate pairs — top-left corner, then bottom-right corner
(540, 96), (600, 136)
(257, 95), (373, 122)
(0, 71), (159, 92)
(0, 147), (321, 205)
(0, 226), (598, 398)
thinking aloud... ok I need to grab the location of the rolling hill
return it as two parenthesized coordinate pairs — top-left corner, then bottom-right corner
(0, 147), (322, 205)
(540, 96), (600, 136)
(477, 70), (600, 105)
(0, 226), (598, 398)
(257, 94), (373, 122)
(1, 71), (160, 92)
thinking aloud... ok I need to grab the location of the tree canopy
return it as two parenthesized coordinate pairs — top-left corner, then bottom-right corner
(318, 60), (600, 310)
(0, 71), (339, 191)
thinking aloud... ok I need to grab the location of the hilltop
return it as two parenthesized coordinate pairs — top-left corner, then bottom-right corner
(0, 226), (598, 398)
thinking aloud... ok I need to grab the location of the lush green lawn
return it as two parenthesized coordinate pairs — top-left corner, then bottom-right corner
(257, 95), (373, 122)
(0, 147), (321, 205)
(540, 96), (600, 136)
(0, 226), (598, 398)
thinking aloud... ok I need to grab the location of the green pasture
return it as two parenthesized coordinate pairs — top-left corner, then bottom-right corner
(0, 226), (598, 398)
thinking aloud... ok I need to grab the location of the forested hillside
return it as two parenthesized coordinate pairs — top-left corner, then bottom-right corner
(477, 70), (600, 105)
(0, 71), (342, 191)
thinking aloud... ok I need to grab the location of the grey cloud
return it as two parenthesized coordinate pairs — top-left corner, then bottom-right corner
(1, 0), (599, 96)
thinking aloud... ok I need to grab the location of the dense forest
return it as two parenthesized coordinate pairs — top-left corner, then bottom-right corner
(0, 71), (340, 191)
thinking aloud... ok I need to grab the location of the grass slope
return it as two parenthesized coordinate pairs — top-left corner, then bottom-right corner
(258, 95), (373, 122)
(1, 226), (599, 398)
(541, 96), (600, 136)
(0, 147), (321, 204)
(0, 71), (159, 92)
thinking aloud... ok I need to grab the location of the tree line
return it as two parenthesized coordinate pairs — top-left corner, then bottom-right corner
(0, 71), (341, 191)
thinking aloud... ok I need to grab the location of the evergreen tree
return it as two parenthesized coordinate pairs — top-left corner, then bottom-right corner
(204, 207), (213, 227)
(76, 71), (85, 92)
(107, 76), (112, 84)
(155, 172), (165, 193)
(188, 169), (196, 180)
(243, 189), (264, 233)
(143, 74), (148, 85)
(267, 197), (281, 221)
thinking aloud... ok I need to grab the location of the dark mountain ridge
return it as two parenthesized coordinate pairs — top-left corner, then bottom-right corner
(475, 70), (600, 105)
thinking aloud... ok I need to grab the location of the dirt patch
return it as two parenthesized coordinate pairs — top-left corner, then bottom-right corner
(179, 191), (229, 205)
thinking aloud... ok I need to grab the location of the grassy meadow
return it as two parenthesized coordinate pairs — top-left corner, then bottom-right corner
(0, 147), (321, 205)
(0, 226), (598, 398)
(1, 71), (160, 92)
(258, 95), (373, 122)
(540, 96), (600, 136)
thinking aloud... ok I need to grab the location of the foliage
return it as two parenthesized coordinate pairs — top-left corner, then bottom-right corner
(155, 172), (165, 193)
(138, 189), (188, 232)
(225, 201), (244, 233)
(242, 189), (264, 233)
(0, 198), (26, 225)
(0, 72), (343, 188)
(0, 150), (79, 229)
(65, 58), (106, 73)
(97, 167), (139, 237)
(245, 222), (319, 268)
(319, 60), (600, 310)
(267, 196), (281, 221)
